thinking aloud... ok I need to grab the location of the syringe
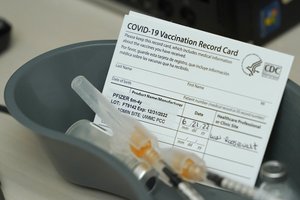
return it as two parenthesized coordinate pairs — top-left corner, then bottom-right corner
(161, 148), (280, 200)
(65, 119), (158, 191)
(71, 75), (205, 200)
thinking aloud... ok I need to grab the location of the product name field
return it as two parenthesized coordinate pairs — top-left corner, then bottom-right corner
(127, 22), (239, 56)
(111, 92), (170, 125)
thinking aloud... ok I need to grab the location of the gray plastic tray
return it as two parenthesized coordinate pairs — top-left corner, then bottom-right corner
(4, 40), (300, 199)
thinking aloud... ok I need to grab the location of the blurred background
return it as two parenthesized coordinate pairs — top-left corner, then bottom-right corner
(90, 0), (300, 45)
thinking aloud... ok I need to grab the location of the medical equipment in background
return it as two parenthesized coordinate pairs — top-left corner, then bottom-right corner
(258, 160), (299, 200)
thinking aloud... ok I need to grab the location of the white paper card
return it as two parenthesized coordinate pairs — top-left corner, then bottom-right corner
(95, 11), (294, 186)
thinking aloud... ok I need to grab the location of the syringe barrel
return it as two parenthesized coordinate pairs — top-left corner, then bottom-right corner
(161, 149), (206, 182)
(66, 119), (158, 191)
(66, 119), (111, 150)
(71, 76), (133, 139)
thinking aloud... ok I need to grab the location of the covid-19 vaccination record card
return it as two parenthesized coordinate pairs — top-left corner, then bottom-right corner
(95, 11), (294, 186)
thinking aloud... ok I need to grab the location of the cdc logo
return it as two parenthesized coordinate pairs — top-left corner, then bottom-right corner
(241, 54), (262, 76)
(262, 63), (282, 80)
